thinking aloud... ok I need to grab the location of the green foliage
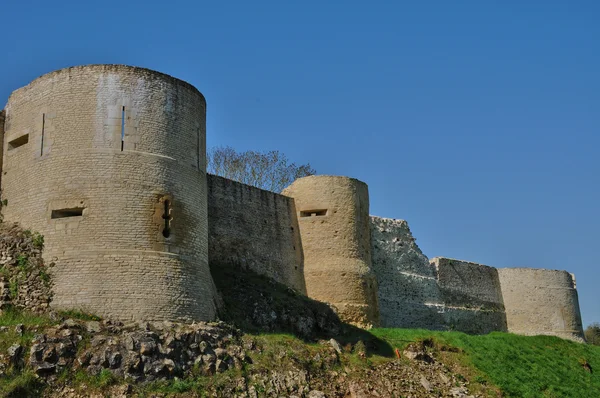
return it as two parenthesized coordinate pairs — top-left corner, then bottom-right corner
(0, 308), (55, 362)
(8, 278), (19, 300)
(38, 269), (50, 285)
(31, 233), (44, 249)
(0, 307), (54, 328)
(58, 309), (102, 321)
(372, 328), (600, 397)
(22, 230), (43, 249)
(207, 145), (316, 193)
(585, 323), (600, 346)
(16, 254), (28, 272)
(72, 368), (118, 389)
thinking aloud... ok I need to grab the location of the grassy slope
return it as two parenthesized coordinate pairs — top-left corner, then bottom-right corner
(0, 308), (598, 396)
(372, 328), (600, 398)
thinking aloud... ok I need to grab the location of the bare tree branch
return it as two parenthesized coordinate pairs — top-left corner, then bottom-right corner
(207, 146), (316, 193)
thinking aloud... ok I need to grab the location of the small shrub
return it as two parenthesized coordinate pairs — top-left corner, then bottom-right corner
(39, 269), (51, 285)
(8, 278), (19, 300)
(32, 233), (44, 249)
(16, 254), (28, 272)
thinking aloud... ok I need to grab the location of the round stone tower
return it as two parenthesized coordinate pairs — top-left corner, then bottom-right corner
(497, 268), (584, 342)
(282, 175), (379, 328)
(1, 65), (217, 321)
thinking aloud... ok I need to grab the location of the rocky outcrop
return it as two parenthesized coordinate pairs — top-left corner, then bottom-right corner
(23, 319), (483, 397)
(24, 318), (250, 382)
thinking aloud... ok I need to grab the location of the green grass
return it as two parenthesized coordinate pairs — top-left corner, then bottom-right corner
(372, 328), (600, 398)
(0, 306), (54, 328)
(0, 306), (597, 397)
(0, 370), (45, 397)
(57, 309), (102, 321)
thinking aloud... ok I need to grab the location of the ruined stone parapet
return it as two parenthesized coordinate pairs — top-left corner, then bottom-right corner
(370, 217), (444, 329)
(282, 176), (379, 328)
(498, 268), (584, 342)
(432, 257), (507, 334)
(370, 218), (507, 334)
(1, 65), (217, 322)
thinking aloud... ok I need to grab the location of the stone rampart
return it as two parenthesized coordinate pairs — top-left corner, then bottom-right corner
(432, 257), (507, 334)
(207, 174), (306, 293)
(498, 268), (584, 342)
(282, 176), (380, 328)
(1, 65), (217, 321)
(370, 217), (444, 329)
(370, 218), (507, 334)
(0, 65), (587, 340)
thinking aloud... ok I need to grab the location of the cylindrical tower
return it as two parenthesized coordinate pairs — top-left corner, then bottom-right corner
(282, 175), (379, 328)
(2, 65), (217, 321)
(497, 268), (584, 342)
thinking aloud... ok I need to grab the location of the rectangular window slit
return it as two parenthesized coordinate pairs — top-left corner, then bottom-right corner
(300, 209), (327, 217)
(51, 208), (84, 219)
(8, 134), (29, 151)
(121, 106), (126, 151)
(40, 113), (45, 156)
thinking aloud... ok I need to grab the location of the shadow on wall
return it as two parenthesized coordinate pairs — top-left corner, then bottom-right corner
(209, 261), (394, 357)
(434, 258), (508, 335)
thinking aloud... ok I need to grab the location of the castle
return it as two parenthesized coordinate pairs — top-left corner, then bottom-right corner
(0, 65), (585, 342)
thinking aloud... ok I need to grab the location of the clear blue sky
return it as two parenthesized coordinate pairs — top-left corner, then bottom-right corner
(2, 1), (598, 327)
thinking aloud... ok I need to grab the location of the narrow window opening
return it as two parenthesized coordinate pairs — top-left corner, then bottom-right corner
(40, 113), (45, 156)
(120, 106), (126, 151)
(8, 134), (29, 151)
(162, 200), (172, 238)
(300, 209), (327, 217)
(51, 207), (84, 219)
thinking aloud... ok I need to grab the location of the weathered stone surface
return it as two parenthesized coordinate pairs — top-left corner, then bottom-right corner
(26, 317), (251, 382)
(207, 174), (306, 293)
(498, 268), (585, 342)
(370, 217), (509, 335)
(432, 257), (508, 334)
(2, 65), (217, 322)
(282, 176), (380, 328)
(329, 338), (342, 354)
(370, 216), (444, 329)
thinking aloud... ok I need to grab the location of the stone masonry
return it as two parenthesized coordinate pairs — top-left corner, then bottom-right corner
(282, 176), (380, 329)
(0, 65), (586, 342)
(1, 65), (217, 322)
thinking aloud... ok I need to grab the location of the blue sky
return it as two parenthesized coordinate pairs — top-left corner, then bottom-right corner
(1, 0), (598, 327)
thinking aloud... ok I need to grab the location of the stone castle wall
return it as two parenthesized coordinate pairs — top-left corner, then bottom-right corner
(370, 217), (444, 329)
(0, 64), (586, 342)
(1, 65), (217, 322)
(370, 217), (507, 334)
(433, 257), (507, 334)
(207, 174), (306, 293)
(282, 176), (380, 328)
(498, 268), (585, 342)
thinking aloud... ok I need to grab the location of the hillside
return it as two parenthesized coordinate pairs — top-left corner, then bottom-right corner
(0, 224), (597, 397)
(0, 309), (598, 397)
